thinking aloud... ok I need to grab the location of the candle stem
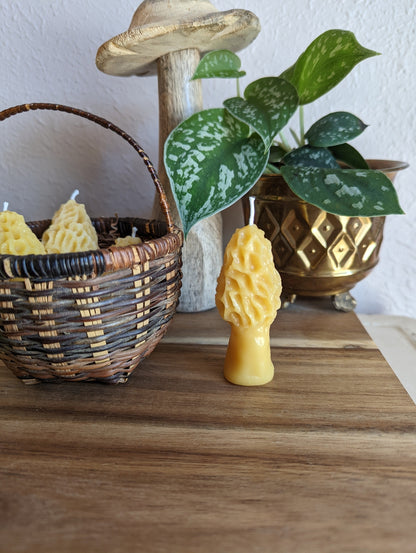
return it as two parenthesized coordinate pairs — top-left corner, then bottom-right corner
(224, 324), (274, 386)
(3, 202), (9, 212)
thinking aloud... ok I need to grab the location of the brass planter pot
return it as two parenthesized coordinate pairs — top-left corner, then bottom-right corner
(243, 160), (408, 310)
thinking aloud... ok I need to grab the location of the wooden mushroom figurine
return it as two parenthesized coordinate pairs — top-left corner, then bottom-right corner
(215, 199), (282, 386)
(96, 0), (260, 312)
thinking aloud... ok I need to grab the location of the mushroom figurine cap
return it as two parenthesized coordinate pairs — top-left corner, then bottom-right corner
(96, 0), (260, 77)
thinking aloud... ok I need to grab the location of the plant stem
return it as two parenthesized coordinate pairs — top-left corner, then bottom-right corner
(265, 163), (281, 175)
(299, 105), (305, 145)
(278, 132), (291, 152)
(236, 77), (241, 98)
(290, 128), (302, 147)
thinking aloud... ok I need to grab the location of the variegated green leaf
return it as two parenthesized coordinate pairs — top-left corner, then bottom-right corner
(305, 112), (367, 147)
(164, 108), (269, 235)
(280, 30), (379, 104)
(282, 146), (339, 168)
(280, 165), (404, 216)
(223, 77), (298, 149)
(279, 63), (295, 85)
(191, 50), (245, 80)
(329, 143), (369, 169)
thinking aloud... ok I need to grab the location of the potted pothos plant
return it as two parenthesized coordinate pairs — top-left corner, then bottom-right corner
(164, 29), (407, 309)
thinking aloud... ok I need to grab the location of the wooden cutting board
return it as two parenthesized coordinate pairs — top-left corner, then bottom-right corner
(1, 299), (415, 553)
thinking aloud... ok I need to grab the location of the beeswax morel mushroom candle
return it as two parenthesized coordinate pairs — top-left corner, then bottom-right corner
(42, 190), (98, 254)
(0, 202), (46, 255)
(215, 213), (282, 386)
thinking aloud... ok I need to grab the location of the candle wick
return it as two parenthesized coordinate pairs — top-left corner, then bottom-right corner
(3, 201), (9, 212)
(248, 196), (255, 226)
(132, 227), (137, 238)
(70, 189), (80, 201)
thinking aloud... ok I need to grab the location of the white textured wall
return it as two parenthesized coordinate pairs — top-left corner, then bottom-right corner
(0, 0), (415, 317)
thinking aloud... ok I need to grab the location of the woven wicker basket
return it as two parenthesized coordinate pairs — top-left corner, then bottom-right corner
(0, 103), (183, 384)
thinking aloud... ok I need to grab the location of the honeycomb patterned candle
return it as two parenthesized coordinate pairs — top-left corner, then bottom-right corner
(215, 198), (282, 386)
(0, 202), (46, 255)
(114, 227), (142, 247)
(42, 190), (98, 254)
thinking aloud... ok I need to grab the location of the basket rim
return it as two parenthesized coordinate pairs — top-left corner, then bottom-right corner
(0, 216), (183, 280)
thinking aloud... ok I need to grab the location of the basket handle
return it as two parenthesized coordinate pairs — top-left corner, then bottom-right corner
(0, 102), (175, 233)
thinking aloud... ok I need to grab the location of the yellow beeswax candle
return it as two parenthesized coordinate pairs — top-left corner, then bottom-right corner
(215, 201), (282, 386)
(42, 190), (98, 254)
(0, 202), (46, 255)
(114, 227), (142, 247)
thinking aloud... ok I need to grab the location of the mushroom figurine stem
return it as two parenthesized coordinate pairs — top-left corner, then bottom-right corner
(157, 47), (223, 312)
(157, 48), (203, 174)
(156, 47), (203, 223)
(96, 0), (261, 312)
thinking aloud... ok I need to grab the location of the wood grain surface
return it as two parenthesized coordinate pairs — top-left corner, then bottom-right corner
(1, 299), (415, 553)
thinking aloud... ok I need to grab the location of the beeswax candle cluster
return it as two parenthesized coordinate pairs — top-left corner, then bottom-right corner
(0, 191), (145, 256)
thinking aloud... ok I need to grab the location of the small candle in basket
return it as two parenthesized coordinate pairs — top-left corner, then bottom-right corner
(42, 190), (99, 253)
(114, 227), (142, 247)
(0, 202), (46, 255)
(215, 198), (282, 386)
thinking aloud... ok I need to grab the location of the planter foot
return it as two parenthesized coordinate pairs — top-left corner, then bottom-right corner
(282, 293), (297, 309)
(331, 291), (357, 312)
